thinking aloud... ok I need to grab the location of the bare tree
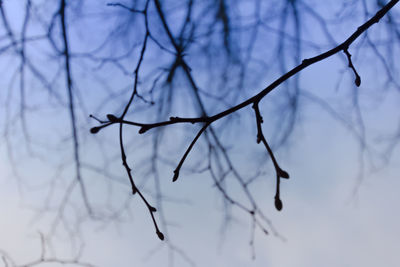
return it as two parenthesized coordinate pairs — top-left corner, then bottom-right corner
(0, 0), (399, 265)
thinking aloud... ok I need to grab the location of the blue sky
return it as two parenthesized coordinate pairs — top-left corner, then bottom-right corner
(1, 1), (400, 266)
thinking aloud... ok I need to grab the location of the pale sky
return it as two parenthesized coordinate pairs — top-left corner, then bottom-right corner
(1, 1), (400, 267)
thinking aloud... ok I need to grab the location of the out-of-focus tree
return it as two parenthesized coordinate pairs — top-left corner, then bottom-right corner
(0, 0), (399, 265)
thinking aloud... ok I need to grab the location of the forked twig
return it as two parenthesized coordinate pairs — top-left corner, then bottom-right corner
(90, 0), (400, 240)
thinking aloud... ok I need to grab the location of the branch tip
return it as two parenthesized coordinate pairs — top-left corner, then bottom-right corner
(278, 169), (290, 179)
(156, 231), (165, 240)
(172, 170), (179, 182)
(149, 206), (157, 212)
(355, 76), (361, 87)
(138, 127), (147, 134)
(106, 114), (118, 122)
(343, 49), (361, 87)
(274, 197), (283, 211)
(90, 127), (101, 134)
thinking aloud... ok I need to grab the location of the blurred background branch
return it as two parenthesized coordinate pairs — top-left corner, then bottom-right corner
(0, 0), (400, 266)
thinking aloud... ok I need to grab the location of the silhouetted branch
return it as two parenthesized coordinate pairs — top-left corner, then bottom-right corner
(1, 0), (399, 264)
(343, 48), (361, 87)
(172, 122), (209, 182)
(85, 0), (398, 245)
(253, 102), (289, 211)
(91, 0), (399, 220)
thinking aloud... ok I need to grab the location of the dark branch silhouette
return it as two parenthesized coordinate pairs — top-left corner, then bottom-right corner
(90, 0), (399, 239)
(1, 0), (399, 265)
